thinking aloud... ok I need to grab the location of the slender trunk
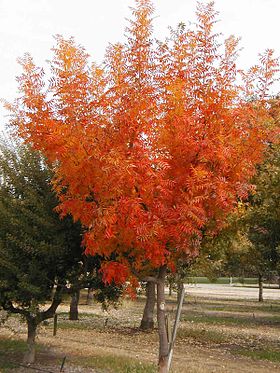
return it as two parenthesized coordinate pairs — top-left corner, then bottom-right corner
(167, 286), (185, 372)
(176, 280), (183, 304)
(69, 289), (80, 320)
(87, 287), (94, 306)
(168, 282), (172, 296)
(258, 273), (264, 302)
(140, 281), (156, 330)
(23, 318), (37, 364)
(13, 285), (64, 364)
(157, 266), (169, 373)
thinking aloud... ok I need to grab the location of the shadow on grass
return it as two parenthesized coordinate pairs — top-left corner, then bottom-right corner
(0, 338), (27, 369)
(177, 327), (229, 345)
(0, 337), (62, 371)
(71, 353), (157, 373)
(235, 348), (280, 363)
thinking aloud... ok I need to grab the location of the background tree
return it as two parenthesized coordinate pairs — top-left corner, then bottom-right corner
(140, 281), (156, 330)
(68, 254), (124, 320)
(195, 206), (272, 301)
(6, 1), (279, 371)
(243, 142), (280, 299)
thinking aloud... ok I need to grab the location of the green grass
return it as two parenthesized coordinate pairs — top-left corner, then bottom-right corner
(0, 360), (17, 371)
(183, 313), (247, 326)
(0, 338), (28, 370)
(177, 327), (229, 344)
(57, 311), (104, 318)
(203, 302), (280, 314)
(72, 354), (157, 373)
(55, 321), (90, 330)
(0, 338), (27, 352)
(0, 337), (49, 371)
(236, 348), (280, 363)
(55, 318), (101, 330)
(182, 313), (280, 327)
(49, 311), (110, 332)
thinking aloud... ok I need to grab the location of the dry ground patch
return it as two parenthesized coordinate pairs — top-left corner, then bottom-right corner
(1, 290), (280, 372)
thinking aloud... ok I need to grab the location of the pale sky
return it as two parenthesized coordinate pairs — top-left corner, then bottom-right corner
(0, 0), (279, 131)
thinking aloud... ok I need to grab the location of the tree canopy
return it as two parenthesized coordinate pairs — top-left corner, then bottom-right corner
(244, 140), (280, 279)
(0, 138), (82, 310)
(6, 0), (279, 286)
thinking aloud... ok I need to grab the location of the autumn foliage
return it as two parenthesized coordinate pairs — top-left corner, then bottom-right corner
(7, 0), (279, 286)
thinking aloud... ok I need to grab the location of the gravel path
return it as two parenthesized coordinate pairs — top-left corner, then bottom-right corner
(185, 283), (280, 300)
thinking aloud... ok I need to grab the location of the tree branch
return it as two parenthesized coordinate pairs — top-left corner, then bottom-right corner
(141, 276), (159, 284)
(39, 284), (64, 322)
(2, 301), (30, 318)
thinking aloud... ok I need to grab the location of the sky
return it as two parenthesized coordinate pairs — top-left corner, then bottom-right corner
(0, 0), (279, 131)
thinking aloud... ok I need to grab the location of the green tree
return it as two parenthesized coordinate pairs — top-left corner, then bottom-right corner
(0, 137), (83, 364)
(245, 143), (280, 297)
(236, 97), (280, 294)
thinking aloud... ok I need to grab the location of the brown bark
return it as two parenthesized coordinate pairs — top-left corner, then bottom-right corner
(69, 289), (80, 320)
(140, 281), (156, 330)
(157, 266), (169, 373)
(169, 283), (172, 296)
(41, 284), (64, 321)
(87, 287), (94, 306)
(23, 318), (37, 364)
(4, 285), (63, 364)
(258, 273), (264, 302)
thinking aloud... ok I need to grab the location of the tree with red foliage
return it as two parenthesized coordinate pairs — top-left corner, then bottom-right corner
(6, 1), (279, 371)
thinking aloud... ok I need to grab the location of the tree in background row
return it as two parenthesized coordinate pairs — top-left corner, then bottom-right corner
(67, 253), (124, 320)
(6, 0), (279, 371)
(246, 141), (280, 296)
(232, 140), (280, 301)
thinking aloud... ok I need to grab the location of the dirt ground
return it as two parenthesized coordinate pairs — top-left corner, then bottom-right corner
(1, 286), (280, 373)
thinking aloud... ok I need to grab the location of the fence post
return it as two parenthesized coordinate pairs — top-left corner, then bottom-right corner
(60, 356), (66, 372)
(53, 314), (58, 336)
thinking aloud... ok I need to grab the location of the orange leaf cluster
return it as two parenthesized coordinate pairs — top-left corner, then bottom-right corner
(8, 0), (279, 284)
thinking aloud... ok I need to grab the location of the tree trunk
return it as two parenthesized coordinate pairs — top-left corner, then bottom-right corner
(140, 281), (156, 330)
(177, 280), (184, 305)
(23, 318), (37, 364)
(167, 286), (185, 371)
(258, 273), (264, 302)
(69, 289), (80, 320)
(87, 287), (94, 306)
(157, 266), (169, 373)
